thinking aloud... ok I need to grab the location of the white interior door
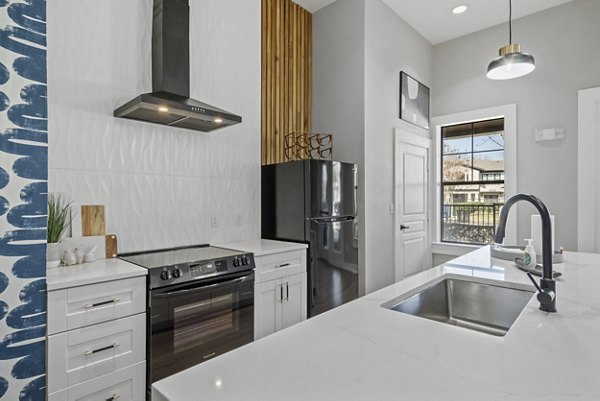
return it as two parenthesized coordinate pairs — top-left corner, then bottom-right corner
(394, 129), (432, 281)
(578, 87), (600, 252)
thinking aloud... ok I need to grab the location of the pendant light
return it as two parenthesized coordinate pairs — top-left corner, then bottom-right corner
(487, 0), (535, 80)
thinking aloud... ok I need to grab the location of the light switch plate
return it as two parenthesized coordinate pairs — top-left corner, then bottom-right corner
(535, 128), (565, 142)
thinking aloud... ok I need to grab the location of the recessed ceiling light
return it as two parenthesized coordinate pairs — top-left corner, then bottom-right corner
(452, 5), (468, 14)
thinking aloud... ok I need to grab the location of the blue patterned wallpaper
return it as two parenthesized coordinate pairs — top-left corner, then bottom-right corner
(0, 0), (47, 400)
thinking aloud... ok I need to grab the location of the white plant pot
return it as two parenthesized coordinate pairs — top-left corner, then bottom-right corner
(47, 242), (62, 268)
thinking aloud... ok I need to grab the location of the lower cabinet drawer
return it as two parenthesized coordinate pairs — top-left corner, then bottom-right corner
(47, 276), (146, 335)
(48, 362), (145, 401)
(48, 314), (146, 394)
(255, 250), (306, 283)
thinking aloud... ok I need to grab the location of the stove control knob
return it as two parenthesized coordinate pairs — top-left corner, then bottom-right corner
(172, 268), (181, 278)
(160, 270), (171, 280)
(241, 256), (249, 266)
(232, 258), (240, 267)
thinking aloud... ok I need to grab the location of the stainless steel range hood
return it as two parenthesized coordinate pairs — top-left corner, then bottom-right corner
(114, 0), (241, 132)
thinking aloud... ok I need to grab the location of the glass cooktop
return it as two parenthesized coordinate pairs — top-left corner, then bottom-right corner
(120, 245), (244, 270)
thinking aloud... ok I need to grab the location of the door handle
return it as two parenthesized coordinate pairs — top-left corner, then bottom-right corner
(400, 225), (410, 230)
(156, 274), (251, 297)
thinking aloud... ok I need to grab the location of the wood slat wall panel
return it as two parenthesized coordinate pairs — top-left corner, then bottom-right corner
(262, 0), (312, 165)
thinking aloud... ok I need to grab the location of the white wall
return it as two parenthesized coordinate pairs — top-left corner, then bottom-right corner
(363, 0), (433, 292)
(312, 0), (365, 293)
(433, 0), (600, 251)
(47, 0), (261, 252)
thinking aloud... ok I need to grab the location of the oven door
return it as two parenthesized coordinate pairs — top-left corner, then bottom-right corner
(149, 270), (254, 385)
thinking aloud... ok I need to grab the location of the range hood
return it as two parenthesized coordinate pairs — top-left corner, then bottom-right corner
(114, 0), (241, 132)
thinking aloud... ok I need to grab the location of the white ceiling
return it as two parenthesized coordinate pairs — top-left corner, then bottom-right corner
(292, 0), (336, 13)
(292, 0), (572, 44)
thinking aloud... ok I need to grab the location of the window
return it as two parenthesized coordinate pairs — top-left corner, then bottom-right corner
(453, 194), (467, 203)
(483, 195), (499, 203)
(441, 118), (505, 245)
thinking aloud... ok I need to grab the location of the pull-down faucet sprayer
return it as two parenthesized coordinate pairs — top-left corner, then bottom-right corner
(494, 194), (557, 313)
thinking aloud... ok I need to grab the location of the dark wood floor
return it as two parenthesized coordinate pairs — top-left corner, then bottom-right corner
(311, 259), (358, 317)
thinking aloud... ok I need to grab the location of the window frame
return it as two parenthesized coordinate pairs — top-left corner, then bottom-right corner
(431, 104), (517, 254)
(440, 118), (506, 245)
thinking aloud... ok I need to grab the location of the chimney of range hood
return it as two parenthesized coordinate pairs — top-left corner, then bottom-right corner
(114, 0), (242, 132)
(153, 0), (189, 97)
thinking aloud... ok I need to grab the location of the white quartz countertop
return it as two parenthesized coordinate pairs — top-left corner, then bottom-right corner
(47, 258), (147, 291)
(215, 239), (307, 257)
(152, 246), (600, 401)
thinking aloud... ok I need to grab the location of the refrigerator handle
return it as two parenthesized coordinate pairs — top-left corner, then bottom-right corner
(310, 216), (355, 224)
(353, 165), (359, 216)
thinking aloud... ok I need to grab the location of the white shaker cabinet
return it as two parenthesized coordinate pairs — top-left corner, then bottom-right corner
(46, 260), (147, 401)
(255, 271), (307, 339)
(216, 240), (308, 340)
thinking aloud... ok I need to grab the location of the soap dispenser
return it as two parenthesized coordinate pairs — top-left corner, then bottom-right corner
(523, 239), (537, 269)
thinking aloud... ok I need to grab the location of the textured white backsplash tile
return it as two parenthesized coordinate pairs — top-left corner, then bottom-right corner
(48, 0), (261, 252)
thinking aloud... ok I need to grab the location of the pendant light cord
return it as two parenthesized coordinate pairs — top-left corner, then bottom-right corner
(509, 0), (512, 44)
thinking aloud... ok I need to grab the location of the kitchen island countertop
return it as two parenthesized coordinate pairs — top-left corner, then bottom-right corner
(153, 246), (600, 401)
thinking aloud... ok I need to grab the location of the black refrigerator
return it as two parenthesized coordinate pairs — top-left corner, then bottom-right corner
(262, 160), (359, 317)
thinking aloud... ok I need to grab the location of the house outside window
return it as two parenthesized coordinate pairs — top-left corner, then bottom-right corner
(441, 118), (505, 244)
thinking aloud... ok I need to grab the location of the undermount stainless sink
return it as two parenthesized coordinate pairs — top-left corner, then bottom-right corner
(382, 277), (535, 337)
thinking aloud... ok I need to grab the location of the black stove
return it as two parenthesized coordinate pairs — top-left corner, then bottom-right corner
(120, 244), (255, 289)
(120, 244), (256, 397)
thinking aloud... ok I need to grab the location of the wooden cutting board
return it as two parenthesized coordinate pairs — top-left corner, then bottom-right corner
(105, 234), (118, 258)
(81, 205), (106, 236)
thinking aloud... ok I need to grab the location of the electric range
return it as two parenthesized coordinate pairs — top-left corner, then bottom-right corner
(120, 244), (255, 399)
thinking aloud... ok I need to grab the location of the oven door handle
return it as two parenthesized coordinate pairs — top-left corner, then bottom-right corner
(154, 274), (252, 297)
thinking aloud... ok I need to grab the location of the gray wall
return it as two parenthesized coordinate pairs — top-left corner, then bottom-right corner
(363, 0), (433, 292)
(313, 0), (366, 294)
(312, 0), (365, 167)
(313, 0), (433, 294)
(433, 0), (600, 250)
(433, 253), (455, 267)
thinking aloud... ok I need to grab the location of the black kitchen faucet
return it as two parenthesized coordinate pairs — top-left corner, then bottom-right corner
(494, 194), (557, 313)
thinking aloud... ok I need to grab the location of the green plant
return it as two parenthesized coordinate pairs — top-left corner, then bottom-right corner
(47, 193), (73, 243)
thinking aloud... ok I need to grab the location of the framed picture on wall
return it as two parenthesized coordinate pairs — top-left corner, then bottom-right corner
(399, 71), (430, 130)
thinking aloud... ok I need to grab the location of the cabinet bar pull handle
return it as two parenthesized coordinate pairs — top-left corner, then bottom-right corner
(277, 263), (290, 268)
(280, 284), (284, 302)
(85, 298), (120, 309)
(286, 282), (289, 301)
(84, 343), (120, 356)
(106, 395), (120, 401)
